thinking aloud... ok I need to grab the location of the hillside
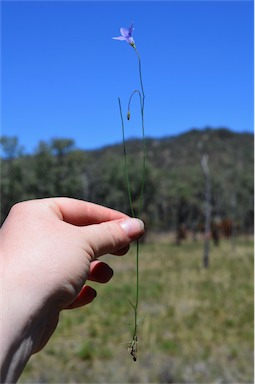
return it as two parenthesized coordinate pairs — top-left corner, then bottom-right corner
(1, 128), (254, 232)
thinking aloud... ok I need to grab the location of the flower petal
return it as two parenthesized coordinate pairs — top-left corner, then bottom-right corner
(129, 23), (134, 35)
(112, 36), (126, 41)
(120, 27), (129, 37)
(127, 37), (135, 46)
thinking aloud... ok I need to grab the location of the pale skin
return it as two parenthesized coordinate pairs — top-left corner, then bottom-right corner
(0, 197), (144, 383)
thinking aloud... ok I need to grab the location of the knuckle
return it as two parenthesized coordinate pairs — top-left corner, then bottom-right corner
(9, 201), (28, 215)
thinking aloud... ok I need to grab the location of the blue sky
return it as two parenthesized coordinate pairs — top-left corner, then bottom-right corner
(1, 0), (254, 153)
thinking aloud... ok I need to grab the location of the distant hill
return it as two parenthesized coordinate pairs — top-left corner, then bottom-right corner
(1, 128), (254, 232)
(98, 127), (253, 169)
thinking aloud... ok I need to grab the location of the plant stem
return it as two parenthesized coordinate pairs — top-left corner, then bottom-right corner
(118, 45), (146, 361)
(133, 239), (140, 336)
(118, 98), (135, 218)
(134, 47), (146, 218)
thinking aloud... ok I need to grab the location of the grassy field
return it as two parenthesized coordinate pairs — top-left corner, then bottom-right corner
(20, 237), (254, 384)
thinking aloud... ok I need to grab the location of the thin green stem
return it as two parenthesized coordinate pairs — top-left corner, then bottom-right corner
(133, 46), (146, 218)
(118, 44), (146, 362)
(118, 98), (135, 218)
(134, 239), (140, 334)
(127, 90), (141, 118)
(133, 46), (145, 107)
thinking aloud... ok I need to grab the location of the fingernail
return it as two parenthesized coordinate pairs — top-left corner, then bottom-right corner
(120, 218), (144, 239)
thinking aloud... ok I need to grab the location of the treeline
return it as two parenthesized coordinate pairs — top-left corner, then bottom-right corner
(1, 128), (254, 235)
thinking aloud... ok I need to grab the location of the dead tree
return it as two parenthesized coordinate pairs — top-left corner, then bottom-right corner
(200, 155), (211, 268)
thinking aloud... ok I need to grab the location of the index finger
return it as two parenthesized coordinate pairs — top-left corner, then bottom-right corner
(45, 197), (129, 226)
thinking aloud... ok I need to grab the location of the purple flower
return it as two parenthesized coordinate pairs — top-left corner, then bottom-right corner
(113, 23), (135, 47)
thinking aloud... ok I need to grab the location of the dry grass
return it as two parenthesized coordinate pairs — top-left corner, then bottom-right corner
(20, 237), (253, 383)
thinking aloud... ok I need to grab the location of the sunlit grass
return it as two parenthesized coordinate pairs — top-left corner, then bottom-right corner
(20, 238), (253, 383)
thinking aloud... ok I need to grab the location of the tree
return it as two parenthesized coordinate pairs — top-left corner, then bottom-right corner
(0, 136), (25, 223)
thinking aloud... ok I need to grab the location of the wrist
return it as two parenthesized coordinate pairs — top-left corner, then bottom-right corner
(1, 252), (45, 383)
(0, 287), (34, 383)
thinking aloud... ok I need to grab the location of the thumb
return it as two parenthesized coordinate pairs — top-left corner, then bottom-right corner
(82, 218), (144, 259)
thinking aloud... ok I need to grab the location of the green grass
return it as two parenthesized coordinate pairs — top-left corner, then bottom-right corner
(20, 238), (254, 383)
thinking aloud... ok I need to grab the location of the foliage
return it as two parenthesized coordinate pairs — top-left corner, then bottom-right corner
(1, 128), (254, 234)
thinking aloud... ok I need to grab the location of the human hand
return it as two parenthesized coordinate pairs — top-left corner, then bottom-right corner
(0, 198), (144, 382)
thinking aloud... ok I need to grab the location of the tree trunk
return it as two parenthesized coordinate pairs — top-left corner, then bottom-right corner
(200, 155), (211, 268)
